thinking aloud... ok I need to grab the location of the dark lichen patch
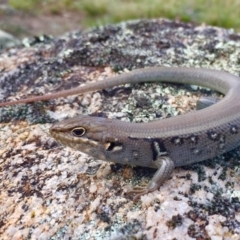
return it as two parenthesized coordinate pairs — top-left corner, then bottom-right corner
(182, 164), (207, 182)
(114, 219), (144, 238)
(166, 214), (183, 229)
(187, 210), (208, 225)
(189, 193), (240, 218)
(188, 224), (210, 240)
(203, 184), (224, 196)
(52, 18), (228, 71)
(0, 60), (59, 98)
(189, 183), (202, 194)
(135, 94), (152, 109)
(96, 204), (112, 224)
(40, 139), (59, 150)
(0, 102), (54, 124)
(208, 195), (240, 218)
(222, 219), (240, 235)
(129, 166), (156, 184)
(110, 163), (123, 173)
(102, 86), (132, 98)
(218, 167), (228, 181)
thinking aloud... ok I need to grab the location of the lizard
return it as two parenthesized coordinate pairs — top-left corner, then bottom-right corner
(1, 67), (240, 200)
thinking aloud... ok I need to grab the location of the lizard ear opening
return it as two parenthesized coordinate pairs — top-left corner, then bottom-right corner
(105, 142), (123, 152)
(71, 127), (86, 137)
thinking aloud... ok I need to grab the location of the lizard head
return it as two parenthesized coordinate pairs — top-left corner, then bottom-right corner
(49, 115), (124, 160)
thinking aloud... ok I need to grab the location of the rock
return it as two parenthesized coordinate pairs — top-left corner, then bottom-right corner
(0, 29), (20, 48)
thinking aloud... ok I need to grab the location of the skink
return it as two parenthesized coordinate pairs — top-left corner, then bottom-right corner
(1, 67), (240, 199)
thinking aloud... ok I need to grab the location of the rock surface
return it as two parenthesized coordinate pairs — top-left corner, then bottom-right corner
(0, 19), (240, 239)
(0, 29), (19, 49)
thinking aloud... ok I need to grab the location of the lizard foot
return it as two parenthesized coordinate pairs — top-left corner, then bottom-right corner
(128, 184), (157, 201)
(127, 157), (175, 201)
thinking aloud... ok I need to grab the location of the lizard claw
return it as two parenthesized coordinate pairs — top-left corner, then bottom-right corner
(127, 184), (152, 201)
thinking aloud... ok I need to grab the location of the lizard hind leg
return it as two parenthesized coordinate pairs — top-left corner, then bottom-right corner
(128, 156), (175, 201)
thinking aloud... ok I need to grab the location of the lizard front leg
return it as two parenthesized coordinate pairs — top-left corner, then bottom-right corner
(128, 156), (175, 201)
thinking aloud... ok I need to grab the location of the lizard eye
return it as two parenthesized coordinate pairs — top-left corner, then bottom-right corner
(71, 127), (86, 137)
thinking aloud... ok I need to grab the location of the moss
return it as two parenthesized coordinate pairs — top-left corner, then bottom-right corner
(9, 0), (41, 12)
